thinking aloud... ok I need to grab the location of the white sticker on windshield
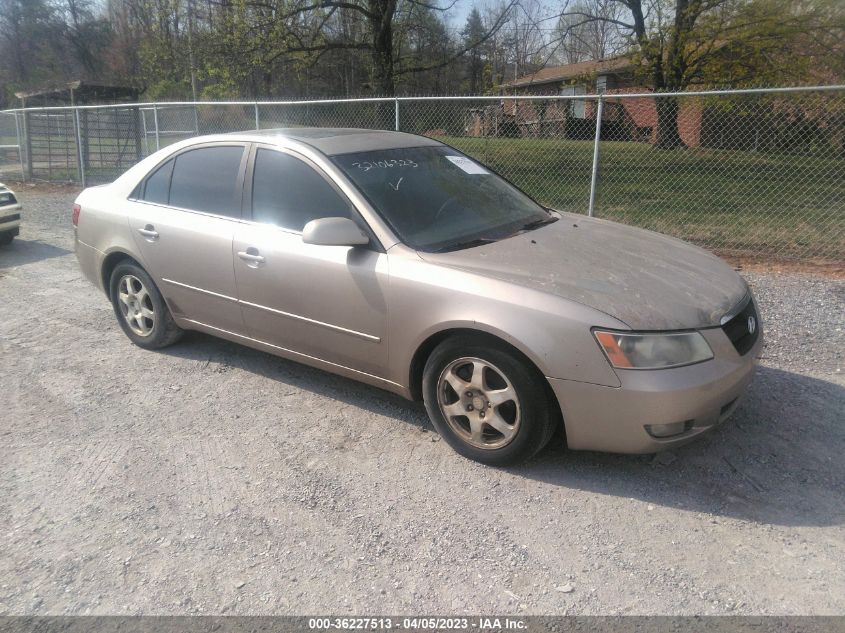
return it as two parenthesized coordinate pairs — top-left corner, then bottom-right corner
(444, 155), (488, 175)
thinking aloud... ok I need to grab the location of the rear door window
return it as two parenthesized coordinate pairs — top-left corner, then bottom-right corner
(168, 146), (245, 217)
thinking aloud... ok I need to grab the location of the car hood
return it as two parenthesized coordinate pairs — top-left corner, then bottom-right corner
(418, 214), (748, 330)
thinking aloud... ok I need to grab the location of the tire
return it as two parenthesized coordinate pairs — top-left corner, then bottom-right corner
(422, 334), (557, 466)
(0, 231), (14, 246)
(109, 261), (184, 349)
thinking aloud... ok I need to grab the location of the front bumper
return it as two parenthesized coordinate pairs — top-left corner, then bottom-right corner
(547, 326), (762, 453)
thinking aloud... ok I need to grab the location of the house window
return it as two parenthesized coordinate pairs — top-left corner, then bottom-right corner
(596, 75), (608, 93)
(561, 84), (586, 119)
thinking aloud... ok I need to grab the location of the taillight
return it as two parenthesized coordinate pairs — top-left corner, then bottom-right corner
(72, 203), (81, 227)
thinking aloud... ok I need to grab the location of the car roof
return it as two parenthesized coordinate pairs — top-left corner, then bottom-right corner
(231, 127), (443, 156)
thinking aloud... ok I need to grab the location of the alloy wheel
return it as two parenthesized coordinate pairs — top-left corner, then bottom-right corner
(436, 356), (521, 450)
(117, 274), (155, 337)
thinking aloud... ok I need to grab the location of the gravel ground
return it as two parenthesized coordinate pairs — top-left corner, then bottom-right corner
(1, 185), (844, 616)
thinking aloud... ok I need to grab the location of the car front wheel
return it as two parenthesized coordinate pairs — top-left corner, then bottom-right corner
(422, 335), (557, 465)
(109, 261), (183, 349)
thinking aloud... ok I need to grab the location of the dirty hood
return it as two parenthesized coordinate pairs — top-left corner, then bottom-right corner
(420, 214), (748, 330)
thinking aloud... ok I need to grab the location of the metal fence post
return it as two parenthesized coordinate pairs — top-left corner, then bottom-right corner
(153, 104), (160, 151)
(140, 108), (149, 155)
(73, 108), (86, 187)
(22, 110), (32, 181)
(255, 102), (260, 130)
(394, 98), (400, 131)
(14, 111), (25, 181)
(587, 95), (604, 218)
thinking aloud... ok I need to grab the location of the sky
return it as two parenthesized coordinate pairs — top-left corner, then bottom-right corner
(446, 0), (479, 26)
(444, 0), (560, 37)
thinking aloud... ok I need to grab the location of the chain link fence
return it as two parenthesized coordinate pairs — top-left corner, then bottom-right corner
(1, 86), (843, 263)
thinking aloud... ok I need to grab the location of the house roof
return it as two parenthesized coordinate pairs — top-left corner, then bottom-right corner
(505, 57), (634, 88)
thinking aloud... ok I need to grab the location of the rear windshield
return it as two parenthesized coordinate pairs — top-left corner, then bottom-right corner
(331, 146), (551, 252)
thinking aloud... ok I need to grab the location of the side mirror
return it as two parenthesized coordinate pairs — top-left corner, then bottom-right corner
(302, 217), (370, 247)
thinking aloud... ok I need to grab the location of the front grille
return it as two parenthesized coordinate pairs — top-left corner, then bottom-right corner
(721, 297), (759, 356)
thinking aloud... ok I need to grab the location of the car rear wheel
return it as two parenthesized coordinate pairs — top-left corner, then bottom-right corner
(0, 231), (15, 246)
(109, 261), (183, 349)
(422, 335), (557, 465)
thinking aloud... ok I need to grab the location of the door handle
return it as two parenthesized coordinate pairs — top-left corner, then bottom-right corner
(237, 249), (265, 264)
(137, 225), (159, 240)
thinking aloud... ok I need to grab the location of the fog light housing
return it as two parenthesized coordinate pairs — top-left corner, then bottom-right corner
(645, 420), (693, 438)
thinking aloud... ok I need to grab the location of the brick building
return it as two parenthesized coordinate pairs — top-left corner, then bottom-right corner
(467, 57), (705, 146)
(460, 58), (842, 156)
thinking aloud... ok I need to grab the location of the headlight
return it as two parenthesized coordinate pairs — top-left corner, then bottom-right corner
(593, 330), (713, 369)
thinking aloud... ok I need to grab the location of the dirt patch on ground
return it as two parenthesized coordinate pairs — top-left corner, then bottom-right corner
(720, 253), (845, 279)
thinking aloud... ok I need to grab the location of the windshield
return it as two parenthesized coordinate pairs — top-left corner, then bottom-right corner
(331, 146), (554, 252)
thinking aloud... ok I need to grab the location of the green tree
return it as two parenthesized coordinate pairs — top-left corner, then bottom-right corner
(0, 0), (65, 105)
(462, 7), (487, 93)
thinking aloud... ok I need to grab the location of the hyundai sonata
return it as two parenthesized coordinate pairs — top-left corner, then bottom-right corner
(73, 128), (761, 465)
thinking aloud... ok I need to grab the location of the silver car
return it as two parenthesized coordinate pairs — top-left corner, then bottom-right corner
(0, 182), (21, 246)
(73, 129), (761, 465)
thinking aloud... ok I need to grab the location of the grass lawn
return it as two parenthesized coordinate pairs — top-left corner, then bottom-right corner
(443, 136), (844, 261)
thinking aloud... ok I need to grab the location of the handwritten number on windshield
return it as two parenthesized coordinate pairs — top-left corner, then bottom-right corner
(351, 159), (418, 172)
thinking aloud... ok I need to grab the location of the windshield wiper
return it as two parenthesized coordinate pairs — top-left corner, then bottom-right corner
(516, 215), (558, 233)
(433, 237), (499, 253)
(433, 217), (556, 252)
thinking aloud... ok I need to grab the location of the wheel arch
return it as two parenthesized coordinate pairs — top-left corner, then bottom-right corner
(407, 326), (565, 442)
(100, 250), (143, 299)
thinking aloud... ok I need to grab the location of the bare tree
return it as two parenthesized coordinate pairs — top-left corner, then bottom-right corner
(501, 0), (549, 82)
(556, 0), (625, 63)
(551, 0), (841, 148)
(238, 0), (516, 96)
(552, 0), (735, 147)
